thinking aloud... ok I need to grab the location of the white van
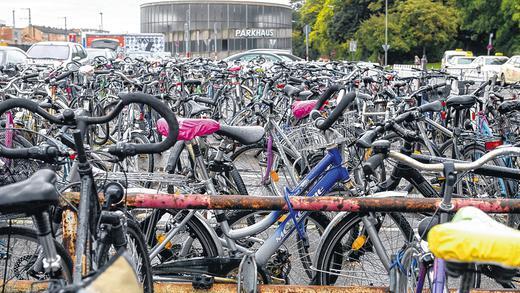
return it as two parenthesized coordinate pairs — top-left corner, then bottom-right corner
(441, 50), (471, 68)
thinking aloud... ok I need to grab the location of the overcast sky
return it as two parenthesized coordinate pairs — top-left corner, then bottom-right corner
(0, 0), (148, 33)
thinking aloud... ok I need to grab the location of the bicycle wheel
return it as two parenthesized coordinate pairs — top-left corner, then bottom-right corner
(224, 210), (329, 285)
(97, 216), (153, 293)
(0, 226), (73, 284)
(313, 212), (413, 286)
(139, 209), (220, 266)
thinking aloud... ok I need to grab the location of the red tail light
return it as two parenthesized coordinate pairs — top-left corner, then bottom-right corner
(276, 84), (285, 89)
(441, 111), (446, 120)
(69, 153), (77, 160)
(139, 112), (144, 121)
(485, 140), (502, 151)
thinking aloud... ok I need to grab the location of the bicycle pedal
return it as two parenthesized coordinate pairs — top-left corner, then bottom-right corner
(192, 274), (214, 290)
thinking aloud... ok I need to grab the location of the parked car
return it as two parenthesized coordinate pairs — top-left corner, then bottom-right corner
(86, 48), (116, 63)
(224, 50), (302, 62)
(471, 55), (509, 75)
(447, 56), (476, 68)
(26, 41), (88, 67)
(441, 49), (471, 68)
(499, 55), (520, 85)
(0, 46), (28, 67)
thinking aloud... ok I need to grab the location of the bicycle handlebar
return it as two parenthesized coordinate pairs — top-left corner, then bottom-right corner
(389, 147), (520, 172)
(0, 93), (179, 158)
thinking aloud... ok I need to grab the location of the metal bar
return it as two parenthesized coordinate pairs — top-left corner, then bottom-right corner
(2, 281), (518, 292)
(61, 207), (77, 262)
(61, 192), (520, 214)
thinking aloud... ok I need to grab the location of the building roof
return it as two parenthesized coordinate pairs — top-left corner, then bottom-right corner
(33, 26), (68, 35)
(140, 0), (291, 9)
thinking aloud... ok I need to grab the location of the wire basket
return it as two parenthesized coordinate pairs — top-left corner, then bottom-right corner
(281, 110), (361, 151)
(496, 111), (520, 143)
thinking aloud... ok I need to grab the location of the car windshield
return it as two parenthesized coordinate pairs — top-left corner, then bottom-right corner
(27, 45), (69, 60)
(455, 57), (475, 64)
(485, 58), (507, 65)
(447, 54), (465, 63)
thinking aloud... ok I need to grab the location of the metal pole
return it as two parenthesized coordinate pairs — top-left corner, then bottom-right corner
(384, 0), (388, 66)
(61, 192), (520, 214)
(64, 17), (67, 41)
(12, 10), (15, 28)
(305, 28), (309, 61)
(214, 23), (217, 59)
(99, 12), (103, 31)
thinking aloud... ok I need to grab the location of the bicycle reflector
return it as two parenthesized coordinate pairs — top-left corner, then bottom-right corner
(485, 140), (502, 151)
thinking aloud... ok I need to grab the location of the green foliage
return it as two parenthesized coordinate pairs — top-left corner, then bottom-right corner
(355, 13), (409, 61)
(292, 0), (520, 62)
(397, 0), (459, 51)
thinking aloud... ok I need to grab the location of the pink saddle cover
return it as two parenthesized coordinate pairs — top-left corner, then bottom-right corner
(157, 118), (220, 141)
(291, 100), (319, 119)
(228, 66), (241, 72)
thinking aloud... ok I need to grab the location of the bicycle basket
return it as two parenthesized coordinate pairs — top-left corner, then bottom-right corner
(282, 122), (328, 151)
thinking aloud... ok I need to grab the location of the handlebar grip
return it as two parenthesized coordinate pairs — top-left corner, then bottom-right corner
(94, 70), (112, 75)
(357, 126), (383, 148)
(315, 90), (356, 131)
(54, 71), (73, 81)
(22, 73), (39, 80)
(313, 85), (340, 110)
(105, 93), (179, 157)
(0, 145), (62, 162)
(362, 153), (386, 176)
(392, 123), (416, 140)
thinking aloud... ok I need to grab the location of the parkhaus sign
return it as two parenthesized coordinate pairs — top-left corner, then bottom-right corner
(234, 28), (275, 38)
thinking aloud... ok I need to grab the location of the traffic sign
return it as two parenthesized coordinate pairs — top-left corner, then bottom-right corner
(382, 44), (390, 51)
(303, 24), (311, 35)
(349, 40), (357, 52)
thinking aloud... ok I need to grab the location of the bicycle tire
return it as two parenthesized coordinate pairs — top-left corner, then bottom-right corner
(312, 212), (413, 286)
(224, 210), (329, 285)
(97, 216), (153, 293)
(0, 226), (73, 283)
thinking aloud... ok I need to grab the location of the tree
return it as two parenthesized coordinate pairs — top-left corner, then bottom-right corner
(355, 12), (410, 62)
(455, 0), (519, 55)
(397, 0), (460, 56)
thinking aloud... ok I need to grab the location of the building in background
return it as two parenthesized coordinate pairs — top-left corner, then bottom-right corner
(140, 0), (292, 58)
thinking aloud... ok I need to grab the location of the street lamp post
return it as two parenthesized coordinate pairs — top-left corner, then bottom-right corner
(99, 12), (104, 31)
(384, 0), (388, 66)
(22, 8), (33, 40)
(60, 17), (67, 41)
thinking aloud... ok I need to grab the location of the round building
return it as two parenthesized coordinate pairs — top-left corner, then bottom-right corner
(140, 0), (292, 58)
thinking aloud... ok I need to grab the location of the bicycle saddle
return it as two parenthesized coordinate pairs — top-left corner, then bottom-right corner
(291, 100), (318, 119)
(445, 95), (476, 110)
(428, 206), (520, 268)
(284, 84), (304, 97)
(217, 124), (265, 145)
(498, 100), (520, 114)
(0, 169), (59, 214)
(157, 118), (264, 145)
(187, 100), (211, 117)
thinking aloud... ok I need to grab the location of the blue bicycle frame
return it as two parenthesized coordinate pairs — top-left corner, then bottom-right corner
(253, 146), (350, 266)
